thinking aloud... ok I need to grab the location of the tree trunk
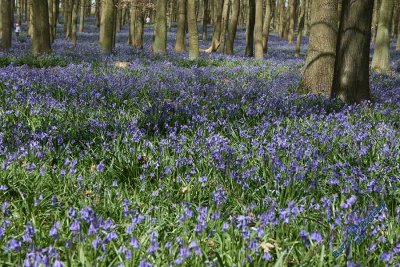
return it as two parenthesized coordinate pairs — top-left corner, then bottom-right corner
(295, 0), (305, 57)
(392, 0), (399, 36)
(262, 0), (272, 53)
(202, 0), (208, 41)
(254, 0), (263, 58)
(209, 0), (223, 51)
(133, 2), (144, 49)
(187, 0), (199, 59)
(245, 0), (255, 56)
(96, 0), (100, 27)
(175, 0), (186, 52)
(32, 0), (52, 54)
(71, 0), (78, 47)
(153, 0), (167, 53)
(129, 1), (136, 45)
(371, 0), (393, 72)
(226, 0), (239, 55)
(331, 0), (373, 103)
(217, 0), (229, 53)
(79, 0), (84, 32)
(300, 0), (337, 95)
(0, 0), (12, 51)
(288, 0), (296, 44)
(278, 0), (285, 37)
(371, 0), (381, 43)
(99, 0), (115, 53)
(48, 0), (54, 43)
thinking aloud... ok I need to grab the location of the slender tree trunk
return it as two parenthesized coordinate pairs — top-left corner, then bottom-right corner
(28, 0), (33, 37)
(202, 0), (208, 41)
(129, 1), (136, 45)
(217, 0), (229, 53)
(288, 0), (296, 44)
(175, 0), (186, 52)
(226, 0), (239, 55)
(48, 0), (54, 43)
(278, 0), (285, 37)
(32, 0), (52, 54)
(371, 0), (393, 72)
(295, 0), (305, 56)
(392, 0), (399, 36)
(262, 0), (272, 53)
(52, 0), (57, 41)
(96, 0), (100, 27)
(245, 0), (255, 56)
(0, 0), (12, 51)
(331, 0), (373, 103)
(254, 0), (263, 58)
(99, 0), (115, 53)
(300, 0), (338, 95)
(372, 0), (381, 43)
(134, 2), (144, 49)
(209, 0), (223, 51)
(79, 0), (84, 32)
(153, 0), (167, 53)
(71, 0), (78, 47)
(187, 0), (199, 59)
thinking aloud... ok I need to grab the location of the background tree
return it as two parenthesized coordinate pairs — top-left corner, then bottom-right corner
(32, 0), (51, 54)
(79, 0), (85, 32)
(153, 0), (167, 53)
(187, 0), (199, 59)
(295, 0), (305, 56)
(288, 0), (296, 44)
(254, 0), (263, 58)
(331, 0), (374, 103)
(0, 0), (12, 51)
(300, 0), (338, 95)
(217, 0), (229, 53)
(245, 0), (255, 56)
(71, 0), (78, 47)
(262, 0), (272, 54)
(226, 0), (240, 55)
(371, 0), (394, 72)
(99, 0), (115, 53)
(175, 0), (186, 52)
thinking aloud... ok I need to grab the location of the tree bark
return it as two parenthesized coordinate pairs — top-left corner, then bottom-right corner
(175, 0), (186, 52)
(153, 0), (167, 53)
(226, 0), (239, 55)
(295, 0), (305, 56)
(99, 0), (115, 53)
(202, 0), (208, 41)
(254, 0), (263, 58)
(133, 2), (144, 49)
(278, 0), (285, 37)
(0, 0), (12, 51)
(71, 0), (78, 47)
(288, 0), (296, 44)
(208, 0), (223, 51)
(300, 0), (338, 95)
(331, 0), (373, 103)
(371, 0), (393, 72)
(79, 0), (84, 32)
(187, 0), (199, 59)
(245, 0), (255, 56)
(217, 0), (229, 53)
(32, 0), (52, 54)
(262, 0), (272, 54)
(371, 0), (381, 43)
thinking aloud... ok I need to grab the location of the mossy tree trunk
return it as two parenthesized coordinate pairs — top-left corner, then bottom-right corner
(99, 0), (115, 53)
(254, 0), (263, 59)
(0, 0), (12, 51)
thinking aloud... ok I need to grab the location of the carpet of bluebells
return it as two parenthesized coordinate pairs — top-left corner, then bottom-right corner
(0, 17), (399, 267)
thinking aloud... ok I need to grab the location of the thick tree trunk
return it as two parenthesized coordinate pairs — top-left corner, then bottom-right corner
(79, 0), (84, 32)
(295, 0), (305, 57)
(300, 0), (338, 95)
(226, 0), (239, 55)
(175, 0), (186, 52)
(32, 0), (52, 54)
(288, 0), (296, 44)
(254, 0), (263, 58)
(262, 0), (272, 53)
(71, 0), (78, 47)
(0, 0), (12, 51)
(99, 0), (115, 53)
(153, 0), (167, 53)
(371, 0), (393, 72)
(202, 0), (208, 41)
(187, 0), (199, 59)
(331, 0), (373, 103)
(245, 0), (255, 56)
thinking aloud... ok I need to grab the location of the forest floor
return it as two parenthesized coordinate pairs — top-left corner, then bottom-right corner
(0, 17), (399, 267)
